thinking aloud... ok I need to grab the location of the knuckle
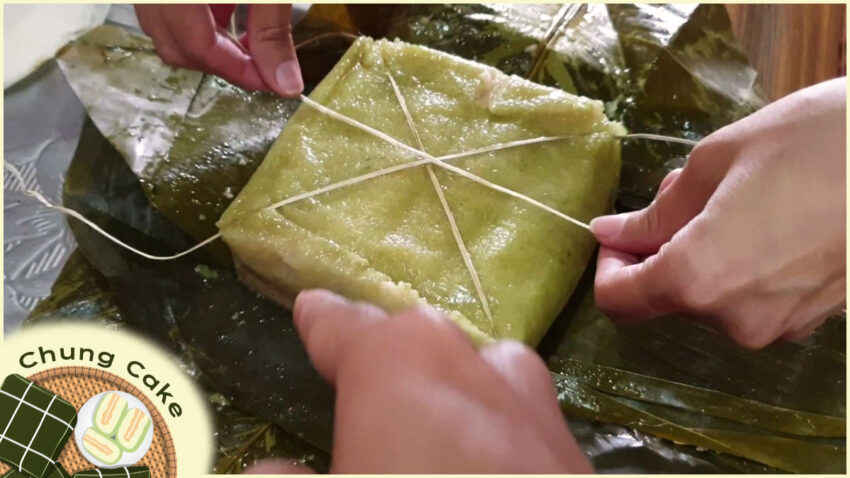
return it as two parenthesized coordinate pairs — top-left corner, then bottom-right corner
(380, 307), (450, 340)
(671, 257), (723, 314)
(676, 279), (717, 314)
(350, 307), (468, 364)
(483, 339), (549, 376)
(720, 313), (780, 349)
(155, 46), (184, 67)
(642, 247), (685, 311)
(644, 203), (666, 235)
(351, 300), (388, 320)
(687, 131), (740, 170)
(179, 44), (208, 64)
(593, 281), (618, 316)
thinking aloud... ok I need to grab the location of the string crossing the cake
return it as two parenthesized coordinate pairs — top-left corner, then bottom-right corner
(4, 74), (697, 265)
(384, 70), (495, 330)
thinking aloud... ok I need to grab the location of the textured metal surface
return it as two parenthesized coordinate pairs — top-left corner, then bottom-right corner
(3, 6), (138, 334)
(4, 61), (83, 333)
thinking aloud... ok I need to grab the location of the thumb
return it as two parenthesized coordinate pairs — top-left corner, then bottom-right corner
(293, 290), (387, 385)
(590, 160), (720, 255)
(247, 4), (304, 97)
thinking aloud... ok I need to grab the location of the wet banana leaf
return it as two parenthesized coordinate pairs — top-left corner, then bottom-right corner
(541, 273), (845, 473)
(59, 119), (335, 452)
(606, 4), (765, 208)
(26, 250), (125, 327)
(555, 371), (843, 473)
(57, 25), (299, 262)
(212, 395), (329, 474)
(556, 359), (844, 438)
(33, 120), (333, 471)
(349, 4), (764, 209)
(50, 4), (842, 474)
(540, 275), (846, 419)
(375, 4), (628, 102)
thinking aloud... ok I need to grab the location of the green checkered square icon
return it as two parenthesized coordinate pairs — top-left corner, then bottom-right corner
(2, 461), (70, 478)
(0, 375), (78, 478)
(72, 467), (150, 478)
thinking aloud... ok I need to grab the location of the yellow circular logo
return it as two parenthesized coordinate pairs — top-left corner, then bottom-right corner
(0, 323), (213, 477)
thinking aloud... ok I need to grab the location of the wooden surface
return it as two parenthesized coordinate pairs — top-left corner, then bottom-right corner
(726, 4), (846, 100)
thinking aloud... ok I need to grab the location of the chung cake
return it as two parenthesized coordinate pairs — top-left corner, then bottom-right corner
(81, 428), (121, 466)
(218, 38), (623, 345)
(93, 392), (127, 436)
(115, 408), (151, 452)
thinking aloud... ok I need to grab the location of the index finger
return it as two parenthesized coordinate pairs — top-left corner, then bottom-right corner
(159, 4), (268, 91)
(594, 246), (680, 321)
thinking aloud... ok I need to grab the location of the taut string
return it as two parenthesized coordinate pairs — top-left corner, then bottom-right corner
(385, 70), (495, 330)
(4, 161), (222, 261)
(5, 75), (697, 262)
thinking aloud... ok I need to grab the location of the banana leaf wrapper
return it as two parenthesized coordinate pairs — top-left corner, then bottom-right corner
(343, 3), (764, 208)
(48, 4), (844, 473)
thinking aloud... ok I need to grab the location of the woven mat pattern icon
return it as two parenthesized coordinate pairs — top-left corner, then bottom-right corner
(0, 368), (175, 478)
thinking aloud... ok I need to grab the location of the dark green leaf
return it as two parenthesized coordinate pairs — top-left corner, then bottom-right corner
(60, 119), (335, 453)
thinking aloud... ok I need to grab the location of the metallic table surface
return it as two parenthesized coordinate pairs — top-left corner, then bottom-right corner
(2, 6), (136, 334)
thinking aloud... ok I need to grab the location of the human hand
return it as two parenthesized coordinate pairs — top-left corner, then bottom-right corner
(591, 78), (846, 348)
(135, 4), (303, 96)
(247, 289), (591, 474)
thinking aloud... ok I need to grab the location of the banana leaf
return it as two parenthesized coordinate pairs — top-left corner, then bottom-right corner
(44, 3), (845, 473)
(543, 273), (845, 473)
(57, 119), (336, 449)
(26, 250), (124, 327)
(343, 3), (764, 209)
(57, 25), (299, 262)
(606, 4), (765, 208)
(43, 111), (808, 475)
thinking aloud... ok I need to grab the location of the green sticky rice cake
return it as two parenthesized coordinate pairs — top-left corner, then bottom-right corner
(81, 428), (121, 466)
(114, 409), (151, 453)
(0, 375), (77, 478)
(218, 37), (623, 345)
(73, 467), (150, 478)
(93, 392), (127, 436)
(2, 463), (69, 478)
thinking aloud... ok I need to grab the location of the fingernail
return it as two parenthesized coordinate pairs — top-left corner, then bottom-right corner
(275, 59), (303, 97)
(590, 215), (624, 240)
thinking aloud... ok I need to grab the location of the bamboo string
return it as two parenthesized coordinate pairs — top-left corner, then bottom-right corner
(261, 157), (433, 212)
(294, 32), (359, 51)
(4, 117), (696, 261)
(385, 71), (495, 329)
(297, 96), (597, 230)
(297, 95), (599, 229)
(620, 133), (698, 146)
(4, 162), (222, 261)
(4, 61), (699, 262)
